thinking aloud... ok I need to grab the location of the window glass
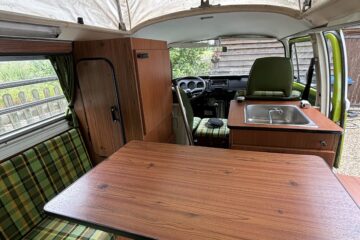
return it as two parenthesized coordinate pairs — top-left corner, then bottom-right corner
(0, 58), (68, 137)
(171, 38), (285, 79)
(291, 41), (317, 87)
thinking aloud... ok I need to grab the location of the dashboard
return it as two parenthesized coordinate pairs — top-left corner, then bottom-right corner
(178, 78), (205, 92)
(177, 75), (248, 93)
(175, 75), (249, 119)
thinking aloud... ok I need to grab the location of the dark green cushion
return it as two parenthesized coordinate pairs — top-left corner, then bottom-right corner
(247, 57), (294, 98)
(0, 129), (94, 240)
(23, 216), (115, 240)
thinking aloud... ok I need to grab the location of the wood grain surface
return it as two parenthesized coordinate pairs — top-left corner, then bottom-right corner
(134, 49), (173, 142)
(73, 38), (173, 159)
(228, 100), (344, 133)
(76, 60), (125, 158)
(0, 38), (72, 54)
(45, 141), (360, 240)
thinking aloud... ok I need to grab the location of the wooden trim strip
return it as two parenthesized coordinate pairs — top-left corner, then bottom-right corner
(0, 38), (72, 55)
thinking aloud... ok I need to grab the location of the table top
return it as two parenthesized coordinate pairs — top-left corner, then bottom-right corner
(227, 100), (343, 133)
(44, 141), (360, 240)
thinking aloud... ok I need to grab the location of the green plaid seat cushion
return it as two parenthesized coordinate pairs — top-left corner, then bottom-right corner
(194, 118), (229, 147)
(0, 129), (94, 240)
(194, 118), (229, 139)
(246, 90), (301, 100)
(23, 216), (115, 240)
(253, 90), (286, 96)
(192, 117), (202, 131)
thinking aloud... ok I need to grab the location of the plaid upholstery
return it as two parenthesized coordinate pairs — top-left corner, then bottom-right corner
(192, 117), (202, 131)
(0, 129), (115, 240)
(253, 90), (286, 96)
(246, 90), (301, 100)
(194, 118), (229, 147)
(23, 217), (114, 240)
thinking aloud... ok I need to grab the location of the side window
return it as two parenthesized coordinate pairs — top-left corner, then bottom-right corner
(291, 40), (317, 88)
(0, 58), (68, 137)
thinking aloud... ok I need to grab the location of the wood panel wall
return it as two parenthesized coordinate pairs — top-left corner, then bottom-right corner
(74, 38), (144, 142)
(74, 38), (173, 163)
(0, 38), (72, 54)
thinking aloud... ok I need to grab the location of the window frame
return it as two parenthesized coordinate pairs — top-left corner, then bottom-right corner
(0, 55), (68, 144)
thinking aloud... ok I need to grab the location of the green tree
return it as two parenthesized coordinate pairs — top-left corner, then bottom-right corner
(0, 60), (62, 108)
(170, 47), (214, 79)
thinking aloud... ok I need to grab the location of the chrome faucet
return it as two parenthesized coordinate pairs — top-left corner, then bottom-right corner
(268, 108), (283, 124)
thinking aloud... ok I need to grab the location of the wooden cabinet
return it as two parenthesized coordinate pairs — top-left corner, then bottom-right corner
(228, 100), (343, 167)
(76, 59), (125, 158)
(230, 130), (340, 167)
(134, 49), (173, 142)
(74, 38), (173, 163)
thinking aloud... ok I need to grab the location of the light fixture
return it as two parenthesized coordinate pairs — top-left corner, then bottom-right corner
(0, 21), (61, 39)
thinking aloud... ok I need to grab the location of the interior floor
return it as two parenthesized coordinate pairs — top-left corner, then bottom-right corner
(337, 174), (360, 206)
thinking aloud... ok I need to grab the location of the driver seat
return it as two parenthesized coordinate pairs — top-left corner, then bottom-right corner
(176, 87), (229, 148)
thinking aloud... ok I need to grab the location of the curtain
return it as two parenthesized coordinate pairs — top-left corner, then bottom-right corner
(49, 54), (78, 127)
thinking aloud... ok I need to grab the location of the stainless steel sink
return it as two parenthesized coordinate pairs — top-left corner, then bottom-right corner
(245, 104), (317, 127)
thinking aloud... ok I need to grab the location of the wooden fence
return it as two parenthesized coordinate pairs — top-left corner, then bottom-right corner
(0, 76), (67, 135)
(345, 29), (360, 107)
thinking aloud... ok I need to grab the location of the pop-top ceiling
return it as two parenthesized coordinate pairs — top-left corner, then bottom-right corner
(0, 0), (360, 42)
(0, 0), (307, 31)
(119, 0), (301, 29)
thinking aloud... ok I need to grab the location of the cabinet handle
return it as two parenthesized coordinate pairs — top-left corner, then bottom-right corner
(137, 53), (149, 59)
(320, 140), (327, 147)
(111, 106), (119, 122)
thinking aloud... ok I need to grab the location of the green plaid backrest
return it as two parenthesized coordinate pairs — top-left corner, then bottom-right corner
(0, 129), (92, 240)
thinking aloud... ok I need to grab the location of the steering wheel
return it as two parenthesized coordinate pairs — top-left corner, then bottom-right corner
(176, 76), (206, 100)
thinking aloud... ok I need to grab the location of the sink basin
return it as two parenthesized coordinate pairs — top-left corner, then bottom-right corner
(245, 104), (317, 127)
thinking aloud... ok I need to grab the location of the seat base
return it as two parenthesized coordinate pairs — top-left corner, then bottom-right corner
(194, 118), (229, 148)
(23, 217), (115, 240)
(245, 90), (301, 100)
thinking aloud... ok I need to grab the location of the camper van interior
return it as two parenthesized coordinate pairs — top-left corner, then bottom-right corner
(1, 1), (360, 239)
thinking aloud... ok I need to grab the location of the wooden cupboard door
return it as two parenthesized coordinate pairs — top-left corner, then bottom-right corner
(76, 59), (125, 157)
(134, 49), (173, 142)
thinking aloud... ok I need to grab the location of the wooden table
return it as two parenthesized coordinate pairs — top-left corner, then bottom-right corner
(44, 141), (360, 240)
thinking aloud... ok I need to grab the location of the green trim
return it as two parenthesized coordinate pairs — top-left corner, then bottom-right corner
(292, 82), (316, 105)
(334, 116), (346, 168)
(325, 33), (342, 123)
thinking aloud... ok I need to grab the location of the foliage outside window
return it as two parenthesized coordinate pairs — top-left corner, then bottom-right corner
(0, 58), (68, 137)
(170, 47), (214, 79)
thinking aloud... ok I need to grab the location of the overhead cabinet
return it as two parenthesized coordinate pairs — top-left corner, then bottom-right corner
(74, 38), (173, 162)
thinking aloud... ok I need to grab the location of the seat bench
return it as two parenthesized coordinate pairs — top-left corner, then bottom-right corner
(0, 129), (116, 240)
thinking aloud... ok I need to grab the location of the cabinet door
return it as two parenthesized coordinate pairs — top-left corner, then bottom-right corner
(134, 49), (173, 142)
(77, 59), (125, 157)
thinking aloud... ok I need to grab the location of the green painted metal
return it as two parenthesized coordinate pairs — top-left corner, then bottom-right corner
(334, 117), (346, 168)
(292, 82), (316, 105)
(325, 33), (342, 123)
(289, 36), (311, 44)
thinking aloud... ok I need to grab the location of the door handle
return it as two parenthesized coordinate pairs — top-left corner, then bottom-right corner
(111, 106), (119, 122)
(137, 52), (149, 59)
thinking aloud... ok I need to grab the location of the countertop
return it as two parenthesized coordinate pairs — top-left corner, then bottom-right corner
(227, 100), (344, 133)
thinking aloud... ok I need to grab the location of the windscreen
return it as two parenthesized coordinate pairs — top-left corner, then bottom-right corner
(171, 38), (285, 79)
